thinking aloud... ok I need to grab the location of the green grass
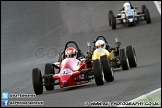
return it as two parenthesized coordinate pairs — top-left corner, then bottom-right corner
(123, 90), (161, 107)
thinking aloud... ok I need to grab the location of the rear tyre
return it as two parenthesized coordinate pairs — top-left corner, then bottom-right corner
(126, 45), (137, 68)
(32, 68), (43, 95)
(100, 55), (114, 82)
(44, 63), (55, 91)
(93, 59), (104, 86)
(109, 10), (114, 26)
(144, 9), (151, 24)
(110, 14), (116, 29)
(119, 49), (129, 70)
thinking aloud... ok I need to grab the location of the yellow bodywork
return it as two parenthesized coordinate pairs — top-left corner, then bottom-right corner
(92, 48), (113, 60)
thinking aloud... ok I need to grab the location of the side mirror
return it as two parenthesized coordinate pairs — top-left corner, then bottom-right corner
(52, 62), (60, 69)
(115, 37), (121, 48)
(54, 62), (60, 65)
(58, 53), (61, 62)
(87, 42), (92, 55)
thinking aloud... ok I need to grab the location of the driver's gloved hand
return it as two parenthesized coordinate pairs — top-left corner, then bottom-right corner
(108, 47), (115, 52)
(110, 47), (115, 50)
(77, 57), (83, 60)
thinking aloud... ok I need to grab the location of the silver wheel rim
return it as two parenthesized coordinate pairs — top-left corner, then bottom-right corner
(102, 71), (105, 82)
(126, 58), (130, 68)
(111, 68), (114, 76)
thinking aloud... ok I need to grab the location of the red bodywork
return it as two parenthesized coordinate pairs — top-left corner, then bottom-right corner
(53, 58), (88, 88)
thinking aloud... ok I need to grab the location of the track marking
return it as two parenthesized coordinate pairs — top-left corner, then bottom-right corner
(39, 25), (62, 38)
(117, 87), (161, 107)
(39, 2), (104, 38)
(154, 1), (161, 15)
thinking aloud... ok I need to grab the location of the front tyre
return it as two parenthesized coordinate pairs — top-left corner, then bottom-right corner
(44, 63), (55, 91)
(32, 68), (43, 95)
(144, 9), (151, 24)
(93, 59), (104, 86)
(126, 45), (137, 68)
(142, 5), (147, 14)
(119, 49), (129, 70)
(109, 10), (114, 26)
(110, 14), (116, 29)
(142, 5), (147, 19)
(100, 55), (114, 82)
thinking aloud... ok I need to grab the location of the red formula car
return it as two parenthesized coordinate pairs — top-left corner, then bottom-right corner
(32, 41), (114, 95)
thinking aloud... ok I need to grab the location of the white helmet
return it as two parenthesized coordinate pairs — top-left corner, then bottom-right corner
(123, 2), (131, 10)
(95, 40), (106, 49)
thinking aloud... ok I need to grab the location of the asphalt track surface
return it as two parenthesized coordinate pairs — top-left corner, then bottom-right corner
(1, 1), (161, 107)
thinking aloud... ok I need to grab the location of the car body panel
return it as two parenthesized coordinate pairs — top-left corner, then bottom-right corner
(53, 58), (88, 88)
(92, 48), (112, 60)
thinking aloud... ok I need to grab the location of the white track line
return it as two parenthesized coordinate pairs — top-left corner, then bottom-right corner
(154, 1), (161, 15)
(117, 87), (161, 107)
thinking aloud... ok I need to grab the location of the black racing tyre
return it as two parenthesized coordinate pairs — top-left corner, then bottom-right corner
(119, 48), (129, 70)
(44, 63), (55, 91)
(142, 5), (147, 19)
(32, 68), (43, 95)
(142, 5), (147, 14)
(100, 55), (114, 82)
(110, 14), (116, 29)
(144, 9), (151, 24)
(109, 10), (114, 26)
(126, 45), (137, 68)
(93, 59), (104, 86)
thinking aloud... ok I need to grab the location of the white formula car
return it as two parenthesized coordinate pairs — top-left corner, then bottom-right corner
(108, 1), (151, 29)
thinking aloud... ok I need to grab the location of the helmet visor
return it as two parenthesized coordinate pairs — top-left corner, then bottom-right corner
(65, 53), (76, 58)
(96, 44), (104, 48)
(125, 5), (131, 10)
